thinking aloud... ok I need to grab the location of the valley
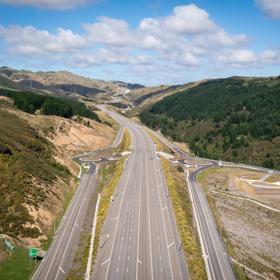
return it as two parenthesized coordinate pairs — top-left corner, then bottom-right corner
(0, 68), (279, 280)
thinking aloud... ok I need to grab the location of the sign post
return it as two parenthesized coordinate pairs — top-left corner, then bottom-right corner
(28, 248), (38, 267)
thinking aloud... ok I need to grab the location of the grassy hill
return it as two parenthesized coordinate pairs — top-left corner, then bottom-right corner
(140, 76), (280, 169)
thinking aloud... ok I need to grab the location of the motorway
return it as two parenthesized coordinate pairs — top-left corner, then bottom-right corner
(92, 109), (189, 280)
(146, 127), (236, 280)
(32, 164), (98, 280)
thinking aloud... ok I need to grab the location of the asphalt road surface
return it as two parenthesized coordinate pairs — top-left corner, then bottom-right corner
(92, 109), (189, 280)
(32, 164), (98, 280)
(187, 166), (236, 280)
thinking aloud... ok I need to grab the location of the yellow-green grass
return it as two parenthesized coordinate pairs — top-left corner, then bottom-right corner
(145, 129), (172, 153)
(115, 128), (131, 153)
(161, 158), (207, 280)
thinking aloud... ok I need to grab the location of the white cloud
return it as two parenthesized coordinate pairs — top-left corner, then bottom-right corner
(0, 25), (86, 55)
(218, 48), (280, 67)
(260, 50), (280, 64)
(194, 30), (249, 48)
(256, 0), (280, 19)
(162, 5), (217, 34)
(83, 17), (135, 47)
(71, 49), (150, 67)
(218, 49), (257, 65)
(0, 3), (278, 83)
(0, 0), (94, 9)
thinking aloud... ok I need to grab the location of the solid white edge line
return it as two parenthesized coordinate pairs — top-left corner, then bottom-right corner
(85, 192), (101, 280)
(186, 170), (213, 280)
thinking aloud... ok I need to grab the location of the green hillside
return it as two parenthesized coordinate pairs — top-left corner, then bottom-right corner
(141, 77), (280, 169)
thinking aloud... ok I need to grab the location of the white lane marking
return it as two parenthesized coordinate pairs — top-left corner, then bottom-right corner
(186, 170), (213, 280)
(104, 149), (135, 280)
(145, 145), (154, 280)
(196, 186), (227, 279)
(113, 216), (119, 221)
(51, 167), (98, 280)
(168, 242), (174, 249)
(101, 258), (111, 266)
(85, 193), (101, 280)
(150, 140), (174, 280)
(136, 139), (143, 280)
(135, 142), (144, 280)
(59, 267), (65, 274)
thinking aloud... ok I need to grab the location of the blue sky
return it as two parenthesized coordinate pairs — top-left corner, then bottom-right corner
(0, 0), (279, 85)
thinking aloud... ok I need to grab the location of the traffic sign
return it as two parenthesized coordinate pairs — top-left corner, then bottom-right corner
(28, 248), (38, 258)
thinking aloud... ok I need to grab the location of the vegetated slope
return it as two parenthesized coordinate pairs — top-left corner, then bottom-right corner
(0, 95), (114, 254)
(0, 89), (100, 121)
(0, 108), (70, 240)
(141, 77), (280, 169)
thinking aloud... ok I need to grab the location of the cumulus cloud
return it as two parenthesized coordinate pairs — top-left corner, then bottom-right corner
(0, 25), (86, 55)
(163, 5), (217, 34)
(0, 3), (278, 83)
(72, 49), (150, 67)
(218, 49), (257, 65)
(83, 17), (135, 47)
(218, 48), (280, 67)
(0, 0), (94, 9)
(256, 0), (280, 19)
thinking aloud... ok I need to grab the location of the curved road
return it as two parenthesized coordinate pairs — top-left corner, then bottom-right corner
(92, 109), (189, 280)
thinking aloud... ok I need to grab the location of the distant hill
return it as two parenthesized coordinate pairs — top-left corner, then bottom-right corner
(0, 66), (145, 100)
(141, 76), (280, 169)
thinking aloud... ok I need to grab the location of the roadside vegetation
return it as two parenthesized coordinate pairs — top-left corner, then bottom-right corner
(161, 158), (207, 280)
(0, 89), (100, 121)
(141, 77), (280, 169)
(146, 129), (172, 153)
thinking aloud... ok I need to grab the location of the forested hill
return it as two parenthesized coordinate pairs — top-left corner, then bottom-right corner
(0, 89), (100, 121)
(141, 77), (280, 169)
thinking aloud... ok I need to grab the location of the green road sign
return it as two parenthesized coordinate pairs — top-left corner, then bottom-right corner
(28, 248), (38, 258)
